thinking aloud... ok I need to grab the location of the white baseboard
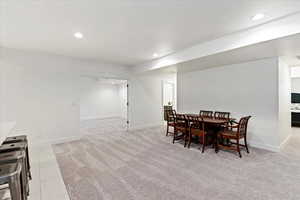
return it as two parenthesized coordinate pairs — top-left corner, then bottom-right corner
(80, 115), (123, 121)
(31, 135), (83, 147)
(128, 124), (280, 152)
(129, 122), (163, 131)
(51, 135), (83, 145)
(248, 141), (280, 152)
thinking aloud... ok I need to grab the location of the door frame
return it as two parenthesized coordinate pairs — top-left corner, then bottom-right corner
(161, 80), (176, 120)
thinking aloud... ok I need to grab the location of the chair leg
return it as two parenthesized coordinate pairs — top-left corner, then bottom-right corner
(172, 128), (177, 144)
(244, 137), (250, 153)
(188, 133), (192, 148)
(166, 124), (169, 136)
(215, 135), (219, 153)
(237, 139), (242, 158)
(184, 132), (187, 147)
(201, 134), (206, 153)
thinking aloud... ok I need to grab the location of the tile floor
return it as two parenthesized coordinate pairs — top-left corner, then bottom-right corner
(0, 143), (69, 200)
(28, 143), (70, 200)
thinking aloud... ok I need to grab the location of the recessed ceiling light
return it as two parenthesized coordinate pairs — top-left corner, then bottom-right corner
(252, 13), (265, 21)
(153, 53), (159, 58)
(74, 32), (83, 39)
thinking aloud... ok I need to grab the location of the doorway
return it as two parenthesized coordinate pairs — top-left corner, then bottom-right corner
(79, 76), (129, 134)
(162, 80), (176, 121)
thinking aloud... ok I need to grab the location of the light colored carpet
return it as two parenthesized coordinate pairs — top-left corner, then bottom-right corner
(80, 117), (127, 135)
(53, 124), (300, 200)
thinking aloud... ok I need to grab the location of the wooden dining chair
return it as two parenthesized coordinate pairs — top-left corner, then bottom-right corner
(187, 115), (209, 153)
(214, 111), (230, 120)
(173, 114), (189, 145)
(199, 110), (213, 118)
(166, 110), (176, 136)
(214, 111), (231, 143)
(217, 116), (251, 158)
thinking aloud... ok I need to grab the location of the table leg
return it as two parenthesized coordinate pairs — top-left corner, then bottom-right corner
(215, 131), (218, 153)
(214, 126), (222, 153)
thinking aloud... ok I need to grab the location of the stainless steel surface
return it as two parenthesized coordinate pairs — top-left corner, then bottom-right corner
(0, 161), (23, 200)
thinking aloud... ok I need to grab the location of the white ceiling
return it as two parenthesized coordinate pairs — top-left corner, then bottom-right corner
(1, 0), (300, 66)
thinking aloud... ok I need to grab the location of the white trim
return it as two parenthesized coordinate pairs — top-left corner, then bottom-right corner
(31, 135), (82, 147)
(129, 123), (163, 131)
(51, 135), (83, 145)
(80, 115), (123, 121)
(280, 134), (292, 150)
(248, 141), (280, 152)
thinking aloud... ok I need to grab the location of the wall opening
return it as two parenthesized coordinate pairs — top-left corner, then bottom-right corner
(79, 76), (128, 134)
(162, 77), (177, 122)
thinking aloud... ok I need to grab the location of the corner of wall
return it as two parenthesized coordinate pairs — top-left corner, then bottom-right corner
(277, 57), (292, 149)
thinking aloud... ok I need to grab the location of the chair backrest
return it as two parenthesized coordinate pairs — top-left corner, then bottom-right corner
(166, 110), (176, 122)
(175, 114), (188, 128)
(199, 110), (213, 118)
(214, 111), (230, 120)
(238, 116), (251, 137)
(175, 113), (186, 121)
(187, 115), (204, 129)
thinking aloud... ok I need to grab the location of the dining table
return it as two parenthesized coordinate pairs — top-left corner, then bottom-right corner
(181, 113), (235, 152)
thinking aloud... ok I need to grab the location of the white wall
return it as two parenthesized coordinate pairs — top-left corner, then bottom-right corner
(177, 58), (281, 151)
(0, 63), (15, 143)
(278, 58), (291, 145)
(0, 48), (176, 143)
(79, 78), (123, 120)
(0, 47), (291, 151)
(0, 48), (130, 144)
(119, 83), (128, 119)
(291, 78), (300, 93)
(290, 66), (300, 79)
(128, 72), (176, 129)
(0, 61), (4, 123)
